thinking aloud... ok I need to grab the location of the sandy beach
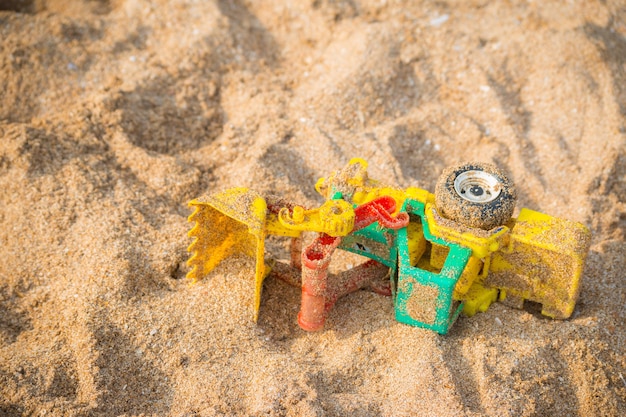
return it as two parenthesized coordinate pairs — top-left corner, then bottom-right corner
(0, 0), (625, 415)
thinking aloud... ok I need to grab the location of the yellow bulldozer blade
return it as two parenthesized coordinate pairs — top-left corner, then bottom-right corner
(187, 188), (269, 322)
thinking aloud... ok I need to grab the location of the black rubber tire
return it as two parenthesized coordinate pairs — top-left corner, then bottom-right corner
(434, 162), (517, 230)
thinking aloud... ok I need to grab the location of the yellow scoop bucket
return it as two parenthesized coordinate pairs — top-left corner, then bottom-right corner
(187, 188), (269, 322)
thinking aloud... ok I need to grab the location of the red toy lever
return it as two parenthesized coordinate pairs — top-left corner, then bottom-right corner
(353, 195), (409, 231)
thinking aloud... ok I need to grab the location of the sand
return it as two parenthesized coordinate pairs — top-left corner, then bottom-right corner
(1, 0), (625, 416)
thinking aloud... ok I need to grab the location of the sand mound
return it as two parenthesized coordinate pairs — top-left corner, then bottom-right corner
(1, 1), (624, 415)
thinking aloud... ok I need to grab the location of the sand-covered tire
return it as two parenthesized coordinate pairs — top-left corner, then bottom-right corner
(435, 162), (517, 230)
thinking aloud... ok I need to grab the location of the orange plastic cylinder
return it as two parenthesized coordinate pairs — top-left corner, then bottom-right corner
(297, 290), (327, 331)
(298, 235), (337, 331)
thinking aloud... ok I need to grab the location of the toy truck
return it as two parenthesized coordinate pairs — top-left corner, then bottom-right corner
(187, 159), (590, 334)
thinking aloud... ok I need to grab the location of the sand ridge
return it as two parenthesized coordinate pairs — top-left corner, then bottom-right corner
(0, 0), (625, 416)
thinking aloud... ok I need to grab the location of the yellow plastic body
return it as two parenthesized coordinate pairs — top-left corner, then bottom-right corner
(425, 204), (508, 260)
(452, 255), (484, 300)
(316, 158), (410, 213)
(315, 158), (377, 200)
(406, 221), (427, 266)
(462, 283), (499, 316)
(278, 200), (356, 237)
(486, 208), (591, 318)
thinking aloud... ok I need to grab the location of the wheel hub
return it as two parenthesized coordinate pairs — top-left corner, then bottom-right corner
(454, 170), (502, 203)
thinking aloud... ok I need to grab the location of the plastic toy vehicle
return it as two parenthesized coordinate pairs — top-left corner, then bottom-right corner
(187, 159), (591, 334)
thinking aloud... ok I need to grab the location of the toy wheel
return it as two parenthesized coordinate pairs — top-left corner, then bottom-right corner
(435, 162), (516, 230)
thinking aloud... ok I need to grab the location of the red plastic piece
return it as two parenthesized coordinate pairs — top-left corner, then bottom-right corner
(297, 196), (407, 331)
(353, 195), (409, 231)
(298, 234), (341, 331)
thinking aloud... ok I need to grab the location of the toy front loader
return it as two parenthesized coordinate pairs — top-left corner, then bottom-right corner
(186, 159), (591, 334)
